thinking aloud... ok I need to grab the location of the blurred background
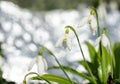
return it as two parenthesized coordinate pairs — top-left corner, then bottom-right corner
(0, 0), (120, 84)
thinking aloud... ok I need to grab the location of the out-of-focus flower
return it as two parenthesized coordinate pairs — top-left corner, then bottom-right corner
(94, 33), (110, 50)
(78, 10), (97, 35)
(55, 28), (72, 50)
(98, 3), (107, 19)
(28, 50), (48, 75)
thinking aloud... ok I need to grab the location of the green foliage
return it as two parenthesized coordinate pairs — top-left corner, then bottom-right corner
(101, 46), (112, 83)
(48, 66), (93, 82)
(113, 43), (120, 82)
(31, 74), (76, 84)
(85, 42), (97, 62)
(47, 42), (120, 84)
(78, 42), (99, 83)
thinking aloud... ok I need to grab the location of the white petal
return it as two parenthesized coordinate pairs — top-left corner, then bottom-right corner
(67, 38), (72, 50)
(94, 36), (101, 47)
(28, 58), (36, 71)
(88, 15), (93, 23)
(62, 40), (68, 49)
(91, 20), (97, 35)
(101, 34), (110, 49)
(37, 56), (47, 75)
(77, 17), (88, 28)
(89, 16), (97, 35)
(42, 58), (48, 71)
(55, 37), (64, 48)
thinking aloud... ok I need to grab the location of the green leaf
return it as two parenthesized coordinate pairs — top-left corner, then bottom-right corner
(78, 61), (99, 79)
(48, 66), (93, 83)
(98, 65), (102, 83)
(114, 79), (120, 84)
(84, 42), (99, 80)
(31, 74), (76, 84)
(100, 45), (112, 83)
(113, 43), (120, 80)
(85, 41), (97, 63)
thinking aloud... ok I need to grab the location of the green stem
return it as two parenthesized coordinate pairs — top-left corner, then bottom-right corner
(41, 46), (74, 84)
(91, 7), (103, 58)
(65, 26), (96, 84)
(54, 56), (74, 84)
(91, 7), (102, 57)
(23, 72), (51, 84)
(91, 7), (100, 37)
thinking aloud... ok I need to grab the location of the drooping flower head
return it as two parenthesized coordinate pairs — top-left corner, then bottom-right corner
(78, 9), (97, 35)
(94, 28), (110, 50)
(56, 28), (72, 50)
(37, 50), (48, 75)
(88, 9), (97, 35)
(28, 50), (48, 76)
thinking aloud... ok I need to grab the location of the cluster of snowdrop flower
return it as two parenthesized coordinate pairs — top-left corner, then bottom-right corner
(24, 8), (112, 84)
(27, 9), (111, 77)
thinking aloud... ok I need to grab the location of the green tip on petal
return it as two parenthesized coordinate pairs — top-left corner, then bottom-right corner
(90, 9), (95, 15)
(63, 37), (67, 41)
(88, 18), (92, 24)
(38, 50), (43, 56)
(65, 28), (69, 34)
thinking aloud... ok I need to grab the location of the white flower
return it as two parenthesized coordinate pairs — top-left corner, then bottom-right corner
(94, 33), (110, 50)
(56, 34), (72, 50)
(78, 14), (97, 35)
(28, 56), (48, 76)
(88, 15), (97, 35)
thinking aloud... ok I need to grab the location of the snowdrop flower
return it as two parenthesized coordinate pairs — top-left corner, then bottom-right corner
(94, 29), (110, 50)
(28, 50), (48, 76)
(56, 28), (72, 50)
(78, 9), (97, 35)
